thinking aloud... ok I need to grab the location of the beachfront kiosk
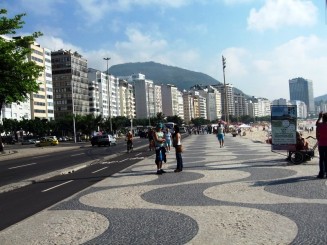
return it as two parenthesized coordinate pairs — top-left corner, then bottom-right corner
(270, 105), (297, 152)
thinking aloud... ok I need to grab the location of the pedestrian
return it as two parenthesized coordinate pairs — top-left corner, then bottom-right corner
(126, 131), (133, 153)
(173, 125), (183, 172)
(148, 128), (154, 151)
(153, 123), (166, 175)
(316, 112), (327, 178)
(216, 122), (225, 147)
(164, 128), (172, 153)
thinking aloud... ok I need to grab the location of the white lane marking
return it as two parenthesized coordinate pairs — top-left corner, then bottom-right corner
(32, 155), (51, 159)
(9, 163), (37, 169)
(92, 167), (108, 173)
(135, 153), (142, 156)
(41, 180), (74, 192)
(71, 153), (85, 157)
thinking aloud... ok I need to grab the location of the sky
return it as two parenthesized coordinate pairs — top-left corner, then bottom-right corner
(2, 0), (327, 100)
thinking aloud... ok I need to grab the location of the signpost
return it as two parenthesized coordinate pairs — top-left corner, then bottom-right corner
(271, 105), (297, 151)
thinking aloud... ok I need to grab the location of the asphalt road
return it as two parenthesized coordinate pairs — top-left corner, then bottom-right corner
(0, 137), (155, 231)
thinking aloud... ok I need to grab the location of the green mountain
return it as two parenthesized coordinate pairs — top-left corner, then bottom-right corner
(315, 94), (327, 102)
(109, 62), (324, 102)
(109, 61), (222, 91)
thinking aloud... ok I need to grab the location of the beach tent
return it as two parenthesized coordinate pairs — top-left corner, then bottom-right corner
(239, 124), (251, 128)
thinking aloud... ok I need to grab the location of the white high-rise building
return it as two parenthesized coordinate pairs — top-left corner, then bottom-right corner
(0, 36), (53, 121)
(119, 79), (135, 119)
(130, 74), (156, 119)
(88, 68), (110, 118)
(290, 100), (307, 118)
(161, 84), (179, 117)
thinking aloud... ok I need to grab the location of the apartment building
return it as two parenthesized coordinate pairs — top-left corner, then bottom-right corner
(130, 74), (156, 119)
(182, 92), (195, 124)
(88, 68), (109, 117)
(233, 93), (246, 119)
(119, 79), (135, 119)
(154, 85), (163, 116)
(213, 83), (234, 117)
(161, 84), (179, 117)
(0, 36), (53, 121)
(51, 50), (89, 118)
(289, 100), (307, 118)
(177, 91), (184, 120)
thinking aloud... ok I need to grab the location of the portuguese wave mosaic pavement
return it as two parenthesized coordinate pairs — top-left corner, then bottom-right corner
(0, 133), (327, 244)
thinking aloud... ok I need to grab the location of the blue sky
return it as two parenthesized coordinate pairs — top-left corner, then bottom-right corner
(2, 0), (327, 100)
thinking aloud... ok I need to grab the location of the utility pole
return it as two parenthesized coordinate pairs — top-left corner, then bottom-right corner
(103, 57), (113, 133)
(71, 81), (77, 143)
(222, 55), (229, 125)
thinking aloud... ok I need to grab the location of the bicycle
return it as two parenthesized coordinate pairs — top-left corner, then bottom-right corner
(127, 140), (133, 153)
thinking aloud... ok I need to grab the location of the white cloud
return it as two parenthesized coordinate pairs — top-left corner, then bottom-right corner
(220, 35), (327, 99)
(38, 29), (327, 100)
(75, 0), (190, 24)
(247, 0), (317, 31)
(11, 0), (65, 16)
(37, 36), (82, 53)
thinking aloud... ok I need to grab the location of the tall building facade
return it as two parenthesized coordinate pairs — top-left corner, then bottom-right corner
(51, 50), (89, 118)
(29, 43), (54, 120)
(119, 79), (135, 119)
(88, 68), (109, 117)
(130, 74), (156, 119)
(289, 77), (314, 114)
(213, 83), (234, 118)
(161, 84), (179, 117)
(182, 92), (195, 124)
(1, 37), (53, 121)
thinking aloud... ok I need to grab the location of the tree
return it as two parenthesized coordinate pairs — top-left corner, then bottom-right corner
(191, 117), (210, 127)
(166, 115), (184, 126)
(0, 9), (43, 151)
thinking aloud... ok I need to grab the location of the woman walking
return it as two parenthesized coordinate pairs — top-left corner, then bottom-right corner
(173, 125), (183, 172)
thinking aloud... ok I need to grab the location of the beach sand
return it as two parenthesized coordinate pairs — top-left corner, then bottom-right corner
(239, 126), (318, 155)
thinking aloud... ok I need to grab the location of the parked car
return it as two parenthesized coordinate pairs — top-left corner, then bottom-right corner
(91, 134), (116, 147)
(179, 127), (187, 133)
(35, 137), (59, 147)
(22, 139), (37, 145)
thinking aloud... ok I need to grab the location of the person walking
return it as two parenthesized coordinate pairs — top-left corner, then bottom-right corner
(164, 129), (172, 153)
(316, 112), (327, 178)
(126, 131), (133, 153)
(153, 123), (166, 175)
(216, 122), (225, 148)
(173, 125), (183, 172)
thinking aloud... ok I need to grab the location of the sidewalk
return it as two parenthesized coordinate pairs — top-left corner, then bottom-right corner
(0, 133), (326, 244)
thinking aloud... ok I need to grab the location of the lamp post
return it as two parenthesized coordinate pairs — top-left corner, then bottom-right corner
(222, 55), (229, 125)
(147, 82), (151, 127)
(71, 81), (77, 143)
(103, 57), (113, 133)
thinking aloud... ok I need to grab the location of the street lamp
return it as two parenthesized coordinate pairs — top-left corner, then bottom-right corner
(71, 81), (77, 143)
(103, 57), (113, 133)
(147, 82), (151, 126)
(222, 55), (229, 125)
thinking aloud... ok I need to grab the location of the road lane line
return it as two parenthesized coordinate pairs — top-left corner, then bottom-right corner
(41, 180), (74, 192)
(135, 153), (142, 156)
(71, 153), (85, 157)
(92, 167), (108, 173)
(32, 155), (51, 159)
(8, 163), (37, 169)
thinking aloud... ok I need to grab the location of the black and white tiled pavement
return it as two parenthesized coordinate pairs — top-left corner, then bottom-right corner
(1, 134), (326, 244)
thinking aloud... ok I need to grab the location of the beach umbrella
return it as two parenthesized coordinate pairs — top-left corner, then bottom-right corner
(239, 124), (251, 128)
